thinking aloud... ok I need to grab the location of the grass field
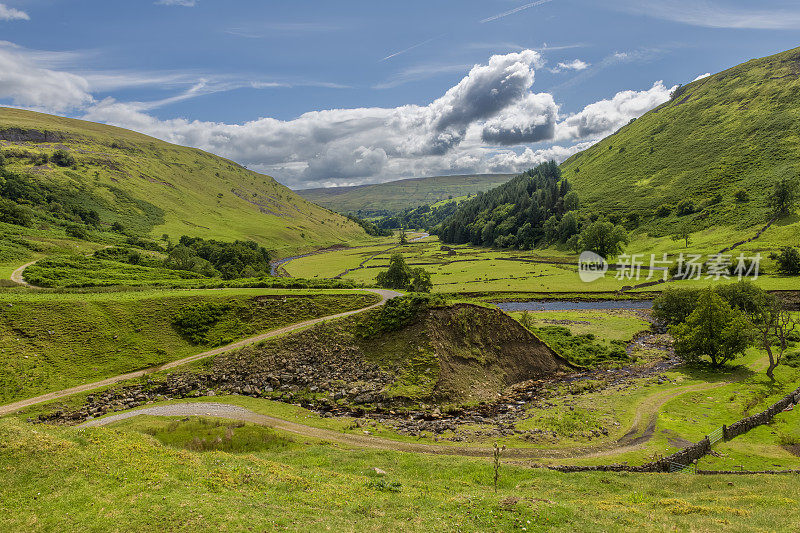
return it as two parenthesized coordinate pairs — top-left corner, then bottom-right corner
(2, 410), (799, 531)
(283, 235), (800, 294)
(0, 289), (379, 404)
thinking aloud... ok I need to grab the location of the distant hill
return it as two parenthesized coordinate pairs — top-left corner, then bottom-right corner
(296, 173), (515, 216)
(561, 46), (800, 230)
(0, 108), (368, 256)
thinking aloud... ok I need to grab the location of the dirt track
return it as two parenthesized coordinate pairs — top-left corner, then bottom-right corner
(75, 380), (726, 460)
(9, 260), (37, 286)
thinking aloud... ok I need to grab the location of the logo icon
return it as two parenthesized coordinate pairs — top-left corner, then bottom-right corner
(578, 251), (608, 282)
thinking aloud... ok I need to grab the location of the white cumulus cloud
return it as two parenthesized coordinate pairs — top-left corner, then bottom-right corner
(0, 42), (674, 188)
(556, 81), (674, 140)
(0, 45), (92, 111)
(0, 3), (28, 21)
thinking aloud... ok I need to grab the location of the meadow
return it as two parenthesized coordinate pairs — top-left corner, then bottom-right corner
(1, 406), (799, 532)
(283, 234), (800, 294)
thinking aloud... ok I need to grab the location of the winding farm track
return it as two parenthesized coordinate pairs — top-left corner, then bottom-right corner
(9, 260), (37, 286)
(0, 288), (401, 416)
(75, 381), (729, 460)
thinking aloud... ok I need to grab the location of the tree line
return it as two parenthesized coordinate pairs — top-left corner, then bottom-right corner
(653, 282), (798, 379)
(435, 161), (580, 250)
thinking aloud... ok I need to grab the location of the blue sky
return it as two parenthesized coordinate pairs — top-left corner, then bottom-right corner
(1, 0), (800, 188)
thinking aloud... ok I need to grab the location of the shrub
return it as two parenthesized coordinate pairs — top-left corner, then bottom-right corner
(172, 302), (231, 344)
(51, 149), (76, 167)
(355, 294), (445, 338)
(734, 189), (750, 202)
(65, 224), (89, 240)
(676, 199), (695, 216)
(656, 204), (673, 217)
(0, 199), (33, 227)
(770, 247), (800, 275)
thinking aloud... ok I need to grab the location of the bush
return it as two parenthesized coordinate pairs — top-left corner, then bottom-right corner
(784, 351), (800, 368)
(770, 247), (800, 275)
(0, 199), (33, 227)
(65, 225), (88, 240)
(734, 189), (750, 202)
(676, 199), (695, 216)
(652, 287), (702, 325)
(355, 293), (445, 338)
(51, 149), (76, 167)
(656, 204), (673, 217)
(172, 302), (231, 344)
(714, 281), (770, 315)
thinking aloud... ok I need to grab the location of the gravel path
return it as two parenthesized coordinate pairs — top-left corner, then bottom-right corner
(0, 288), (401, 416)
(9, 260), (37, 286)
(74, 381), (721, 460)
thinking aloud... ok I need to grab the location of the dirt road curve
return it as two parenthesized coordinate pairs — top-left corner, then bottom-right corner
(9, 260), (37, 286)
(0, 288), (401, 416)
(75, 380), (720, 460)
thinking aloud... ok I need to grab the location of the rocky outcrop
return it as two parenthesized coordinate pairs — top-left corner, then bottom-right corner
(0, 127), (69, 143)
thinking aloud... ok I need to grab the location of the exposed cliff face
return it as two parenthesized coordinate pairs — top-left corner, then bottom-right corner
(0, 127), (69, 143)
(340, 303), (575, 404)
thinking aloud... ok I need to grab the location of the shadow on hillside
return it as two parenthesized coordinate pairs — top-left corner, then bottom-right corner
(773, 213), (799, 227)
(671, 361), (757, 384)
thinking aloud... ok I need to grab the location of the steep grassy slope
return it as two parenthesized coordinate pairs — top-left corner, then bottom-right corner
(0, 289), (378, 404)
(297, 173), (514, 216)
(0, 107), (368, 256)
(561, 46), (800, 229)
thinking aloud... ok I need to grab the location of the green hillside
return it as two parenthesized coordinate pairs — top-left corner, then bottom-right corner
(561, 46), (800, 230)
(296, 173), (514, 216)
(0, 108), (369, 256)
